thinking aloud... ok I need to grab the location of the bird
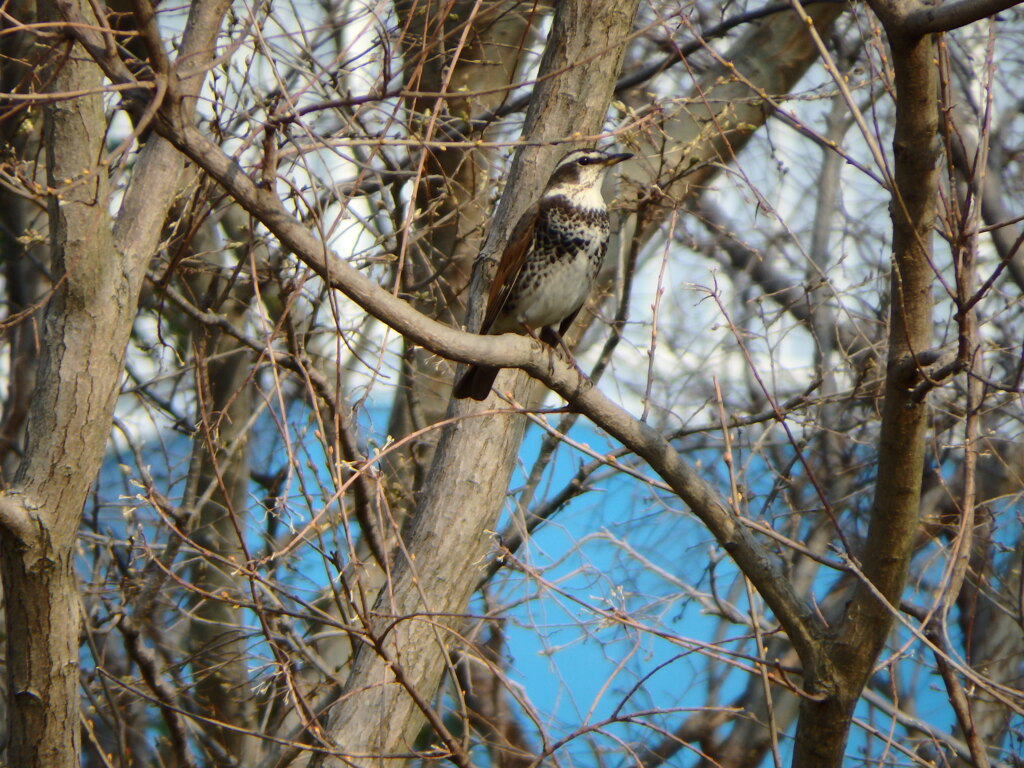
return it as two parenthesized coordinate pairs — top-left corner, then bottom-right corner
(453, 148), (632, 401)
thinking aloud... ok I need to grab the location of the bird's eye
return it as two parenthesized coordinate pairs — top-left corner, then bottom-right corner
(578, 156), (594, 165)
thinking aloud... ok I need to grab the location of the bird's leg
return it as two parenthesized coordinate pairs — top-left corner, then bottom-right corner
(539, 327), (574, 362)
(538, 326), (586, 381)
(521, 324), (560, 375)
(518, 323), (542, 347)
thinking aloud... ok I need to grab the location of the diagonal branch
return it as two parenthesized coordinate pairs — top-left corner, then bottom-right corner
(904, 0), (1024, 35)
(145, 49), (825, 680)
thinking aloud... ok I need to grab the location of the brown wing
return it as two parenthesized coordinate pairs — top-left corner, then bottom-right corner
(479, 203), (538, 335)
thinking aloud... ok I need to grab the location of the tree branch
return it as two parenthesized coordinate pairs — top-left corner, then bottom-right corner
(148, 43), (825, 681)
(792, 3), (941, 763)
(904, 0), (1024, 35)
(0, 493), (40, 547)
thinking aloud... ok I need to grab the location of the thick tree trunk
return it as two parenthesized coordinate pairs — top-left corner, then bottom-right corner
(0, 0), (232, 762)
(309, 3), (642, 765)
(793, 12), (939, 767)
(0, 2), (115, 762)
(383, 0), (537, 515)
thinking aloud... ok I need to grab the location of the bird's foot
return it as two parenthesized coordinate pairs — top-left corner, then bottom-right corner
(539, 327), (574, 362)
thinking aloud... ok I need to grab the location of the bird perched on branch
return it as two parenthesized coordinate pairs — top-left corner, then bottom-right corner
(453, 148), (632, 401)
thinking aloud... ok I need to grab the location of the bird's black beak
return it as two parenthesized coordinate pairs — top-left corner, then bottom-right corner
(603, 152), (633, 166)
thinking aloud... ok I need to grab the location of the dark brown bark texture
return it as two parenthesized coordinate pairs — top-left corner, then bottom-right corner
(1, 2), (118, 762)
(793, 9), (939, 767)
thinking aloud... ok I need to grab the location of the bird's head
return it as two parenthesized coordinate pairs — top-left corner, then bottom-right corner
(542, 148), (633, 207)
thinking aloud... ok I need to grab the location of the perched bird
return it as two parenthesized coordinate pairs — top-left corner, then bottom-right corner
(453, 148), (632, 401)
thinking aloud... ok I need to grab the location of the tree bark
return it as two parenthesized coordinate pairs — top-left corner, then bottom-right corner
(618, 1), (846, 237)
(384, 0), (536, 535)
(84, 2), (1022, 764)
(793, 5), (939, 764)
(308, 2), (641, 765)
(0, 0), (232, 762)
(187, 260), (260, 766)
(0, 2), (114, 761)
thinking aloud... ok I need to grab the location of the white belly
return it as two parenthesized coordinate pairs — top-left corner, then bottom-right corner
(512, 251), (594, 329)
(488, 198), (609, 335)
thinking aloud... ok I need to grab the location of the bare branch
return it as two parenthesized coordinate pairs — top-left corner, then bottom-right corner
(904, 0), (1024, 35)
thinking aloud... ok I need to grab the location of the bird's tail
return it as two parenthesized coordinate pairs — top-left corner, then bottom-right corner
(452, 364), (500, 401)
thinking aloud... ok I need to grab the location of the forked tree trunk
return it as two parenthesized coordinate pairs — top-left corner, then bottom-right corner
(0, 0), (231, 763)
(0, 2), (116, 762)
